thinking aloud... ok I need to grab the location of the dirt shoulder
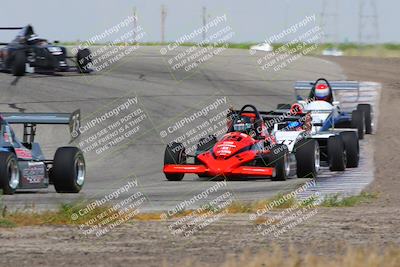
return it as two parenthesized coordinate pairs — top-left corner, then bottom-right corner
(0, 57), (399, 267)
(326, 56), (400, 207)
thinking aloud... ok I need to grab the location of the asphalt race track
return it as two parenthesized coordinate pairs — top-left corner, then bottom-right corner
(1, 46), (376, 212)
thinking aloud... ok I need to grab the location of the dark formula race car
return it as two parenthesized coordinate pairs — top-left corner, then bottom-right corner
(0, 25), (92, 76)
(163, 104), (319, 181)
(0, 110), (85, 195)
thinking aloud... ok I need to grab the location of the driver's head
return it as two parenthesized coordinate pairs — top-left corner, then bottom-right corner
(314, 84), (330, 101)
(233, 116), (255, 135)
(287, 121), (303, 130)
(27, 34), (40, 44)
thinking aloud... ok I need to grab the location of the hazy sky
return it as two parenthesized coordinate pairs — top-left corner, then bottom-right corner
(1, 0), (398, 44)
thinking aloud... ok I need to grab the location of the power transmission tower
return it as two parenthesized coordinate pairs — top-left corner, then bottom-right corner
(320, 0), (339, 44)
(202, 6), (207, 42)
(161, 5), (167, 43)
(358, 0), (379, 44)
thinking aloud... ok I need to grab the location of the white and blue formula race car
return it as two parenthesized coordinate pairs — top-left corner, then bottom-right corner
(269, 78), (375, 172)
(277, 78), (373, 140)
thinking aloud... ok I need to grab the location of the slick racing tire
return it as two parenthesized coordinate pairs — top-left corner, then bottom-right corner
(164, 142), (186, 181)
(351, 109), (365, 140)
(357, 104), (372, 134)
(270, 144), (290, 181)
(53, 147), (85, 193)
(295, 139), (320, 178)
(327, 136), (346, 171)
(0, 152), (20, 195)
(195, 136), (216, 178)
(276, 103), (291, 109)
(76, 48), (92, 73)
(340, 131), (359, 168)
(11, 51), (26, 77)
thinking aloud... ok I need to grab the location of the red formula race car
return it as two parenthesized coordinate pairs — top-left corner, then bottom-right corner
(163, 104), (295, 181)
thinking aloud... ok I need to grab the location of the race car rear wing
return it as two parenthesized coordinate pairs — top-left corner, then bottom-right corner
(262, 112), (308, 122)
(0, 110), (81, 143)
(294, 81), (360, 91)
(0, 27), (23, 45)
(294, 80), (365, 106)
(2, 112), (75, 124)
(294, 80), (361, 100)
(229, 109), (308, 131)
(0, 27), (23, 30)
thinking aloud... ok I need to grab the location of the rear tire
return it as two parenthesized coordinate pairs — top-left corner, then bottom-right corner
(340, 131), (359, 168)
(351, 109), (365, 140)
(164, 142), (186, 181)
(357, 104), (372, 134)
(270, 144), (290, 181)
(11, 51), (26, 77)
(0, 152), (20, 195)
(53, 147), (85, 193)
(295, 139), (320, 178)
(328, 136), (346, 171)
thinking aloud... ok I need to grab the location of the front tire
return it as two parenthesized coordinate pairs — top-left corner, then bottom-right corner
(76, 48), (92, 73)
(295, 139), (320, 178)
(270, 144), (290, 181)
(351, 109), (365, 140)
(328, 136), (346, 171)
(164, 142), (186, 181)
(340, 131), (359, 168)
(11, 51), (26, 77)
(53, 147), (85, 193)
(0, 152), (20, 195)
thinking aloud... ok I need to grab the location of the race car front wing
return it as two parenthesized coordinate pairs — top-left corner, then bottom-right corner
(163, 164), (275, 178)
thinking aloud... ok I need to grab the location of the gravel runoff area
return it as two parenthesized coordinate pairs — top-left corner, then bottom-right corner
(1, 56), (400, 267)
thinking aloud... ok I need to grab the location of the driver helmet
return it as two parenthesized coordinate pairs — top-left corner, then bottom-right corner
(27, 34), (39, 42)
(314, 84), (330, 101)
(287, 121), (303, 130)
(233, 117), (254, 134)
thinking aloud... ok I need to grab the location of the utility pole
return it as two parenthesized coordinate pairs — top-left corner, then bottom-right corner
(320, 0), (339, 44)
(358, 0), (379, 44)
(284, 0), (289, 34)
(161, 5), (167, 43)
(133, 7), (137, 43)
(202, 6), (207, 42)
